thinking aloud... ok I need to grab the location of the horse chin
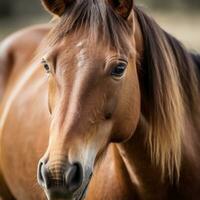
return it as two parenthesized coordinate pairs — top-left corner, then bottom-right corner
(45, 189), (72, 200)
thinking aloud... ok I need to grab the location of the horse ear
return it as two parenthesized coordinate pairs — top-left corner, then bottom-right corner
(108, 0), (134, 19)
(41, 0), (73, 16)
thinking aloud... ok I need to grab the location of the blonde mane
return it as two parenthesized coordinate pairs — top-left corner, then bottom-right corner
(136, 7), (199, 181)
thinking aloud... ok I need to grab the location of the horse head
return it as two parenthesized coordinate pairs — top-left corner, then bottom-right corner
(37, 0), (141, 199)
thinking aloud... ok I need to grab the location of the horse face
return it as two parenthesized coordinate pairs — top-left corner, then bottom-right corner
(38, 0), (140, 199)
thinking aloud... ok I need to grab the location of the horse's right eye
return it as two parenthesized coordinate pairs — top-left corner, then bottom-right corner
(44, 64), (50, 73)
(42, 59), (51, 73)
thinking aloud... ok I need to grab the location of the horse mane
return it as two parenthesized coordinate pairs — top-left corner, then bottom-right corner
(191, 53), (200, 72)
(135, 7), (200, 181)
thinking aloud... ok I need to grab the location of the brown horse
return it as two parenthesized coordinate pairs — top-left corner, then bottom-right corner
(1, 0), (200, 199)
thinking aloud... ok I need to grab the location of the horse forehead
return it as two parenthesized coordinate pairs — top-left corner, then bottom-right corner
(76, 48), (87, 68)
(74, 40), (105, 67)
(76, 40), (85, 48)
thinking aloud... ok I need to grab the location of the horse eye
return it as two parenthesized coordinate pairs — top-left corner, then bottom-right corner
(44, 64), (50, 73)
(42, 60), (50, 73)
(111, 63), (127, 78)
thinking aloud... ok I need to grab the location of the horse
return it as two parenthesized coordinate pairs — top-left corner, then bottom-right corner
(0, 0), (200, 199)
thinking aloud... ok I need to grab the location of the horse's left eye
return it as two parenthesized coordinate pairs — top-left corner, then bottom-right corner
(111, 63), (127, 78)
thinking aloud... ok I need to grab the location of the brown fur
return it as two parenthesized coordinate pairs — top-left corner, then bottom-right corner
(0, 1), (200, 200)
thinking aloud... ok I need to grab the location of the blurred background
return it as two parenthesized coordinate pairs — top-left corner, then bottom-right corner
(0, 0), (200, 51)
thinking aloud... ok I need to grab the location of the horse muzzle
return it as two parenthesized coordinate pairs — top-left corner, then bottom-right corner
(37, 160), (92, 200)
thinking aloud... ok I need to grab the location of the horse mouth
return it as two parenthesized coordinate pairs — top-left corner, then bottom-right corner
(76, 183), (89, 200)
(75, 173), (93, 200)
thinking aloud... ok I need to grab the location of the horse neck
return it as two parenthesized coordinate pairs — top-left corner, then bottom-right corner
(112, 9), (200, 198)
(115, 118), (170, 198)
(115, 120), (199, 198)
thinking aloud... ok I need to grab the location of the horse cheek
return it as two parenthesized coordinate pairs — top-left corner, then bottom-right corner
(48, 76), (57, 114)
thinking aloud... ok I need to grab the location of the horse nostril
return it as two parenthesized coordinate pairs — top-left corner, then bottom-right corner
(65, 163), (83, 192)
(37, 161), (50, 189)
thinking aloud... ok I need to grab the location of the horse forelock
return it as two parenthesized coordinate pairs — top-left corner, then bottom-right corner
(45, 0), (135, 55)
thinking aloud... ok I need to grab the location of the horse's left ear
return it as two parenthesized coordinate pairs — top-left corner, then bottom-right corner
(108, 0), (134, 19)
(41, 0), (73, 16)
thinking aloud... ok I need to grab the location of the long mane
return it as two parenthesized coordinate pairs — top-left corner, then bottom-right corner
(135, 7), (200, 180)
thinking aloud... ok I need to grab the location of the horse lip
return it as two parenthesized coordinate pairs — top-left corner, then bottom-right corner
(77, 182), (89, 200)
(76, 173), (93, 200)
(44, 173), (93, 200)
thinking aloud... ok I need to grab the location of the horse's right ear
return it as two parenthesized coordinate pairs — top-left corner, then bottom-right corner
(41, 0), (73, 16)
